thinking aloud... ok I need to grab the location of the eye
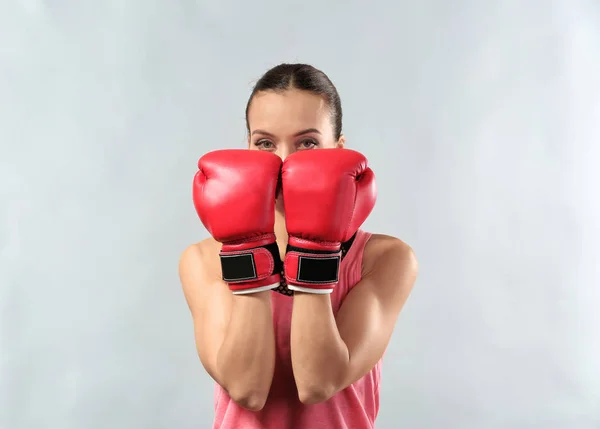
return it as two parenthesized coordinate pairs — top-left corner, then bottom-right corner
(298, 139), (318, 149)
(255, 139), (275, 150)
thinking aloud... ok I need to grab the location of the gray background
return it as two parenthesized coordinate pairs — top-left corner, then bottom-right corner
(1, 0), (599, 428)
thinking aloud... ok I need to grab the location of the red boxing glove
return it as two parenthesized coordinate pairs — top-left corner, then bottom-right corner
(193, 149), (283, 294)
(281, 149), (377, 293)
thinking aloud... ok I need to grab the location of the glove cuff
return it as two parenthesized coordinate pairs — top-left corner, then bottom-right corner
(284, 237), (341, 292)
(230, 274), (281, 294)
(220, 234), (282, 293)
(287, 284), (334, 294)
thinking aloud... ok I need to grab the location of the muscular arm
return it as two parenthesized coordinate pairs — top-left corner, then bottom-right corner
(179, 242), (276, 410)
(290, 235), (418, 404)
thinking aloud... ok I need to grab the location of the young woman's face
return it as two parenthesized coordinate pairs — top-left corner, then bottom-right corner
(247, 89), (344, 160)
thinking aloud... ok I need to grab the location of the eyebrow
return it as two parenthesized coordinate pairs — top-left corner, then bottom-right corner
(251, 128), (322, 137)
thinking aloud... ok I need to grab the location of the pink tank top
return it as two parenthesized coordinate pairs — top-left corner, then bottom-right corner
(212, 230), (380, 429)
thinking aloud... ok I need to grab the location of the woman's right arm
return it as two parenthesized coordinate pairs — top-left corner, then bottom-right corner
(178, 241), (276, 411)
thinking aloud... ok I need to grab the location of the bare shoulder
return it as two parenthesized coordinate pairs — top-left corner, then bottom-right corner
(179, 237), (220, 275)
(178, 238), (222, 301)
(362, 233), (419, 285)
(180, 237), (220, 266)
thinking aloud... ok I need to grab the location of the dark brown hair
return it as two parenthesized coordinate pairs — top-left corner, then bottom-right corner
(245, 63), (343, 139)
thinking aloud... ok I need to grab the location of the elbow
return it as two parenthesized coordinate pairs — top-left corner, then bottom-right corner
(297, 384), (337, 405)
(228, 388), (269, 411)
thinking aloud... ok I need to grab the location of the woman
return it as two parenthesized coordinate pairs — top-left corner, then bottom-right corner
(179, 63), (418, 428)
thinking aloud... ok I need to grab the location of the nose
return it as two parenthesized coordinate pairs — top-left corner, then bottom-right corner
(277, 145), (293, 161)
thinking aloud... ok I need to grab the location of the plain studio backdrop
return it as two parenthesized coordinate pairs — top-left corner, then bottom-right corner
(1, 1), (599, 428)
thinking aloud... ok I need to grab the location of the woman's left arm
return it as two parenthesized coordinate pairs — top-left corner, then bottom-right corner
(290, 235), (418, 404)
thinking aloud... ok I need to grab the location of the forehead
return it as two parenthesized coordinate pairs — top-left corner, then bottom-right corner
(247, 89), (331, 132)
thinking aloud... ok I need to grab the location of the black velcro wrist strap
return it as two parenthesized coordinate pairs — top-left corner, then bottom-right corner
(220, 242), (281, 283)
(220, 253), (256, 282)
(286, 244), (341, 284)
(297, 254), (340, 284)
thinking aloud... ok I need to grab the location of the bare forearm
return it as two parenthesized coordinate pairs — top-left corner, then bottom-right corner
(290, 293), (350, 403)
(216, 291), (275, 406)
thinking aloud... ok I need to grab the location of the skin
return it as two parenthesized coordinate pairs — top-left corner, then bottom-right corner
(179, 88), (418, 411)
